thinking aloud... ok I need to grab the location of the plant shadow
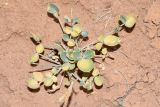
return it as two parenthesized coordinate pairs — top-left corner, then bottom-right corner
(47, 13), (59, 24)
(124, 24), (136, 33)
(27, 87), (40, 93)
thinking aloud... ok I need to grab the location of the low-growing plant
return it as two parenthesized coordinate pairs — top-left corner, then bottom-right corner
(27, 3), (137, 107)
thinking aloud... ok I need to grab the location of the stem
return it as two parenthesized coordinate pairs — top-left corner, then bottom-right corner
(81, 23), (125, 50)
(107, 54), (115, 59)
(71, 73), (84, 84)
(44, 46), (54, 50)
(47, 72), (64, 93)
(54, 68), (62, 75)
(59, 75), (64, 88)
(48, 51), (56, 58)
(39, 54), (61, 65)
(29, 67), (53, 73)
(105, 23), (125, 35)
(120, 23), (125, 27)
(60, 42), (67, 50)
(81, 40), (97, 50)
(75, 36), (80, 48)
(57, 17), (64, 33)
(94, 59), (102, 64)
(94, 55), (105, 58)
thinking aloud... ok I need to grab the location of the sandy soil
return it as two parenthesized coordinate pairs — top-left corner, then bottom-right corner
(0, 0), (160, 107)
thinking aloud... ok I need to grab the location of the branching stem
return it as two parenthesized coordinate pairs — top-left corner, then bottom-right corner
(39, 54), (61, 65)
(82, 23), (125, 50)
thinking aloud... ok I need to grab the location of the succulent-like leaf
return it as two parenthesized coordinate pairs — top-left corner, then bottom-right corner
(103, 35), (120, 46)
(36, 44), (44, 54)
(62, 63), (70, 71)
(30, 53), (39, 64)
(32, 72), (44, 82)
(69, 63), (75, 70)
(44, 78), (54, 87)
(67, 49), (82, 61)
(72, 17), (79, 24)
(27, 78), (40, 89)
(72, 49), (82, 61)
(47, 3), (59, 16)
(114, 25), (121, 33)
(51, 67), (58, 75)
(83, 50), (95, 59)
(66, 51), (75, 61)
(119, 15), (126, 24)
(44, 71), (53, 78)
(82, 76), (88, 82)
(124, 14), (137, 28)
(94, 76), (103, 87)
(64, 16), (72, 23)
(95, 42), (103, 51)
(62, 34), (70, 42)
(101, 48), (108, 55)
(67, 39), (76, 47)
(92, 68), (100, 77)
(31, 33), (41, 43)
(60, 52), (70, 63)
(83, 77), (94, 91)
(81, 73), (90, 82)
(81, 31), (88, 38)
(77, 59), (94, 73)
(70, 31), (79, 38)
(80, 81), (85, 86)
(54, 42), (64, 52)
(97, 35), (105, 43)
(72, 24), (82, 34)
(64, 27), (72, 35)
(64, 79), (71, 87)
(51, 75), (58, 83)
(62, 63), (76, 71)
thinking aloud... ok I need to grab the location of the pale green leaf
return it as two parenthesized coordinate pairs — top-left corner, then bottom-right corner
(47, 3), (59, 15)
(60, 51), (70, 63)
(62, 34), (70, 42)
(64, 16), (72, 23)
(54, 42), (64, 52)
(66, 49), (82, 61)
(72, 17), (79, 24)
(83, 50), (95, 59)
(119, 15), (126, 24)
(81, 31), (88, 37)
